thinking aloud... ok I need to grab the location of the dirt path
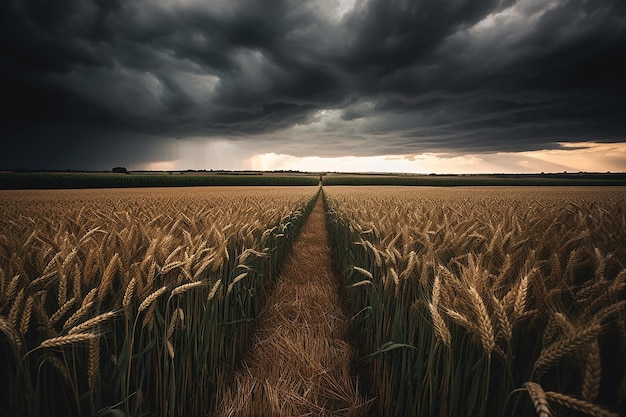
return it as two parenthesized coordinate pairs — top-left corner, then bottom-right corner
(213, 194), (371, 417)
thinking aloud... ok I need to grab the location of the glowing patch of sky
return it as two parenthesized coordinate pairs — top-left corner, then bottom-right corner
(136, 141), (626, 174)
(246, 142), (626, 174)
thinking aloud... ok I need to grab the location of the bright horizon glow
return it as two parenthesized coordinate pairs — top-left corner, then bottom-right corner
(245, 142), (626, 174)
(136, 141), (626, 174)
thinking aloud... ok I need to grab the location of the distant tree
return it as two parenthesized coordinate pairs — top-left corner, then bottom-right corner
(112, 166), (128, 174)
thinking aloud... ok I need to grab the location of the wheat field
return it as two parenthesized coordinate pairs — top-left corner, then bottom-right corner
(0, 186), (318, 416)
(2, 185), (625, 417)
(324, 186), (626, 417)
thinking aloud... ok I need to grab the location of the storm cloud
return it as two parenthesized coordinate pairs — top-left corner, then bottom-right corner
(1, 0), (625, 169)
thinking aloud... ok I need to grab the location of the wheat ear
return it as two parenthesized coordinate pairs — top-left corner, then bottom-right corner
(429, 274), (451, 347)
(534, 322), (602, 375)
(0, 316), (23, 352)
(63, 300), (95, 332)
(40, 332), (100, 348)
(8, 289), (25, 328)
(524, 382), (553, 417)
(88, 338), (100, 390)
(492, 295), (512, 344)
(581, 340), (601, 401)
(513, 275), (529, 322)
(68, 311), (118, 334)
(226, 272), (248, 296)
(166, 340), (175, 359)
(139, 286), (168, 313)
(50, 297), (77, 325)
(545, 391), (618, 417)
(167, 307), (184, 339)
(6, 274), (22, 301)
(19, 295), (34, 335)
(170, 281), (205, 298)
(445, 308), (473, 330)
(468, 285), (495, 354)
(352, 266), (374, 280)
(123, 277), (136, 309)
(349, 280), (373, 288)
(207, 279), (222, 302)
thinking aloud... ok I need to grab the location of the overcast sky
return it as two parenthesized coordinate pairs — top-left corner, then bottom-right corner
(2, 0), (626, 173)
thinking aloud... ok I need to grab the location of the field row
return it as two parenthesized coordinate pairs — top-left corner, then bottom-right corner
(0, 187), (319, 416)
(325, 186), (626, 417)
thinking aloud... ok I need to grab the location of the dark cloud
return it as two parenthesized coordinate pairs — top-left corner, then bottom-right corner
(1, 0), (625, 169)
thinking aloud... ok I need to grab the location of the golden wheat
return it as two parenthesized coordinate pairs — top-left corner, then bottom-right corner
(524, 382), (554, 417)
(545, 391), (618, 417)
(40, 332), (100, 348)
(0, 186), (317, 416)
(68, 311), (118, 335)
(534, 322), (603, 375)
(324, 186), (626, 417)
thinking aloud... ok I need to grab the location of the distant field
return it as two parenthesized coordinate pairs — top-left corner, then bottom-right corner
(2, 171), (626, 189)
(0, 172), (320, 189)
(321, 173), (626, 186)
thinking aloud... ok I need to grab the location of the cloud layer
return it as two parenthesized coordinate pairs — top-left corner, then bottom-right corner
(2, 0), (625, 169)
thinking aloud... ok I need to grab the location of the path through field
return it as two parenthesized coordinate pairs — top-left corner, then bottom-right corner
(213, 195), (372, 417)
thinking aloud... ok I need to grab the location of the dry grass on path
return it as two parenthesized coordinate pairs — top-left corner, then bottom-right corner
(213, 196), (371, 417)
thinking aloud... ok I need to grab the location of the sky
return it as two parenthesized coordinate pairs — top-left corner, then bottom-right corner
(1, 0), (626, 174)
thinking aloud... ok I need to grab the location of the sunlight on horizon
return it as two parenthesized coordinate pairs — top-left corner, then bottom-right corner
(135, 141), (626, 174)
(246, 142), (626, 174)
